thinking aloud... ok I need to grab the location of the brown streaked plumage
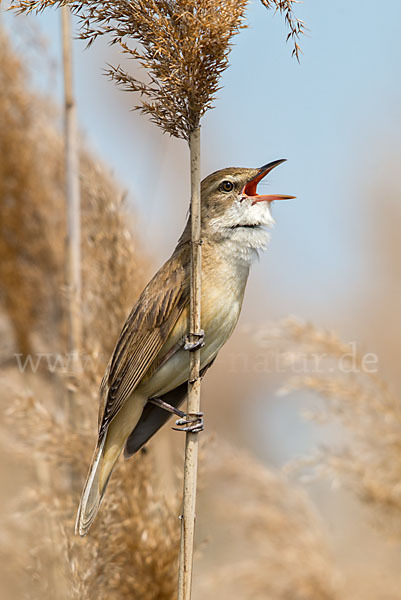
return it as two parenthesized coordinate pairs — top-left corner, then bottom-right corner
(76, 160), (294, 536)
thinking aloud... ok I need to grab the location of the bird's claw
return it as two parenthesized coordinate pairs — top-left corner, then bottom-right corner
(184, 330), (205, 352)
(172, 411), (204, 433)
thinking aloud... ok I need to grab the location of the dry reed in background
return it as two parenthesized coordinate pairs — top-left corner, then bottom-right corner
(257, 317), (401, 536)
(0, 25), (343, 600)
(2, 390), (180, 600)
(195, 439), (340, 600)
(0, 26), (180, 599)
(9, 4), (306, 595)
(0, 26), (148, 369)
(0, 29), (64, 357)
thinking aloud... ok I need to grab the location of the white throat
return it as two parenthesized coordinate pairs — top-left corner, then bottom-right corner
(208, 197), (275, 266)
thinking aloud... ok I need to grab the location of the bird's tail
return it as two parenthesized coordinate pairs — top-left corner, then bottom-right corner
(75, 432), (118, 536)
(76, 393), (147, 536)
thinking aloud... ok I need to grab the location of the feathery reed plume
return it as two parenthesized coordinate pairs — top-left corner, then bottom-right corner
(12, 0), (304, 138)
(257, 317), (401, 535)
(260, 0), (305, 61)
(13, 0), (249, 140)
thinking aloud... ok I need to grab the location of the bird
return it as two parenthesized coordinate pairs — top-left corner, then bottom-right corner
(76, 159), (294, 536)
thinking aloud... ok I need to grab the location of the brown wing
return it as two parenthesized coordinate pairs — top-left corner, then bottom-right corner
(98, 243), (190, 436)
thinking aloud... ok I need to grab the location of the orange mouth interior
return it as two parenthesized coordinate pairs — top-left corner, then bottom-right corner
(242, 162), (295, 205)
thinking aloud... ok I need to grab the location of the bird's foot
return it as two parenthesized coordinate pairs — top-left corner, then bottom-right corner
(172, 411), (204, 433)
(184, 330), (205, 352)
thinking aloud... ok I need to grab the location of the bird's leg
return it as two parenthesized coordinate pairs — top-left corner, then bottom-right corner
(148, 397), (204, 433)
(149, 397), (186, 419)
(184, 329), (205, 352)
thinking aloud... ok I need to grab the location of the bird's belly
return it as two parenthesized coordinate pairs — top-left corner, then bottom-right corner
(140, 298), (241, 399)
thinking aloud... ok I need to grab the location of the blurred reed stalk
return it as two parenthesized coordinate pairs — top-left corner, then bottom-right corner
(12, 1), (304, 597)
(61, 6), (82, 424)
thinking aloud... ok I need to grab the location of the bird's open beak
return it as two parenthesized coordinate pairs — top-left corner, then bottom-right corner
(242, 159), (295, 205)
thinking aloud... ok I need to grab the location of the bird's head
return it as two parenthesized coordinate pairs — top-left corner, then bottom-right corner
(200, 159), (294, 254)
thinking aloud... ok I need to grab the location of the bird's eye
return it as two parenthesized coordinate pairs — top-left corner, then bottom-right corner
(219, 180), (234, 193)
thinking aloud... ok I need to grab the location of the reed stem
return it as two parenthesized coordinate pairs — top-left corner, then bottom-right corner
(178, 126), (202, 600)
